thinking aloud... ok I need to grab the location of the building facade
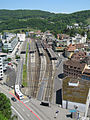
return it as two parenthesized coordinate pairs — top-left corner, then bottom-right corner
(82, 69), (90, 80)
(3, 37), (18, 52)
(63, 60), (86, 78)
(0, 57), (3, 80)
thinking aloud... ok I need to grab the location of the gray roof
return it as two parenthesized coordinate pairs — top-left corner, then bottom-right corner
(47, 48), (58, 59)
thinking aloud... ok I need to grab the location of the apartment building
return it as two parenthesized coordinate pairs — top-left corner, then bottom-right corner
(57, 34), (69, 40)
(71, 51), (87, 61)
(63, 60), (86, 78)
(71, 33), (87, 44)
(64, 44), (76, 58)
(0, 53), (7, 71)
(3, 37), (18, 52)
(0, 57), (3, 80)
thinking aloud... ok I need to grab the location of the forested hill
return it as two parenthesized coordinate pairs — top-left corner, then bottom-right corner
(0, 9), (90, 33)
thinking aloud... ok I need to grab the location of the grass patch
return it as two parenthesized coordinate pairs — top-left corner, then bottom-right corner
(22, 43), (29, 87)
(26, 43), (29, 64)
(22, 64), (27, 87)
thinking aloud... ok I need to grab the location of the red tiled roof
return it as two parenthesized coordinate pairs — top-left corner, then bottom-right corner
(66, 44), (76, 51)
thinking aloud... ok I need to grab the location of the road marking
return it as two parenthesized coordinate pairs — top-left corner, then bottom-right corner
(24, 100), (30, 103)
(11, 106), (24, 120)
(9, 91), (40, 120)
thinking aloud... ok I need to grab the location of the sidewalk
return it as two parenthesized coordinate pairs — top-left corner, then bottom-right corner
(25, 98), (85, 120)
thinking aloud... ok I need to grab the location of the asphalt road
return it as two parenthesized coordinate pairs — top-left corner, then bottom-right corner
(0, 84), (41, 120)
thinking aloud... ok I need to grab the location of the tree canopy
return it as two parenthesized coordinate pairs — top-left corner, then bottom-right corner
(0, 9), (90, 37)
(0, 93), (12, 119)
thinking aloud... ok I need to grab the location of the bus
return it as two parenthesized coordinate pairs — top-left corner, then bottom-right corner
(15, 85), (24, 100)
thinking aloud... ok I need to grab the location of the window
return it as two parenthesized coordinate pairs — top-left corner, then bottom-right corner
(70, 66), (73, 68)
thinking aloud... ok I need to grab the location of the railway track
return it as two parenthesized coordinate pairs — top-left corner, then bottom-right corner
(27, 39), (40, 98)
(26, 39), (56, 102)
(43, 51), (54, 102)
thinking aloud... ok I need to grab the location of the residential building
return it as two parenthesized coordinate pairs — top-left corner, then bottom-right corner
(0, 53), (7, 71)
(71, 34), (87, 44)
(71, 51), (87, 61)
(63, 60), (86, 78)
(67, 25), (73, 29)
(74, 23), (79, 27)
(56, 39), (70, 46)
(64, 44), (76, 58)
(75, 43), (84, 50)
(3, 37), (18, 52)
(57, 34), (69, 40)
(0, 57), (3, 80)
(3, 32), (16, 40)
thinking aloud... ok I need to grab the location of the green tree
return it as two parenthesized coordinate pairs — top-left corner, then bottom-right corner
(0, 93), (12, 119)
(0, 112), (8, 120)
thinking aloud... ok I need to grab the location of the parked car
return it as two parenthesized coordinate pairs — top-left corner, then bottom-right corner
(11, 97), (17, 102)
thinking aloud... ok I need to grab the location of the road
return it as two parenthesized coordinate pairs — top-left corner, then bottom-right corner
(0, 84), (41, 120)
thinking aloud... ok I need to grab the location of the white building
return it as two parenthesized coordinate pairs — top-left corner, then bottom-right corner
(0, 57), (3, 80)
(17, 33), (25, 42)
(0, 53), (8, 71)
(3, 37), (18, 52)
(3, 32), (16, 40)
(74, 23), (79, 27)
(71, 34), (87, 45)
(67, 25), (73, 29)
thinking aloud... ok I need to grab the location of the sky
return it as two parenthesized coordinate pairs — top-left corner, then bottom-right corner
(0, 0), (90, 13)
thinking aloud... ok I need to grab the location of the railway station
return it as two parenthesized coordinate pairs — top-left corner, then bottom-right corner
(46, 48), (58, 60)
